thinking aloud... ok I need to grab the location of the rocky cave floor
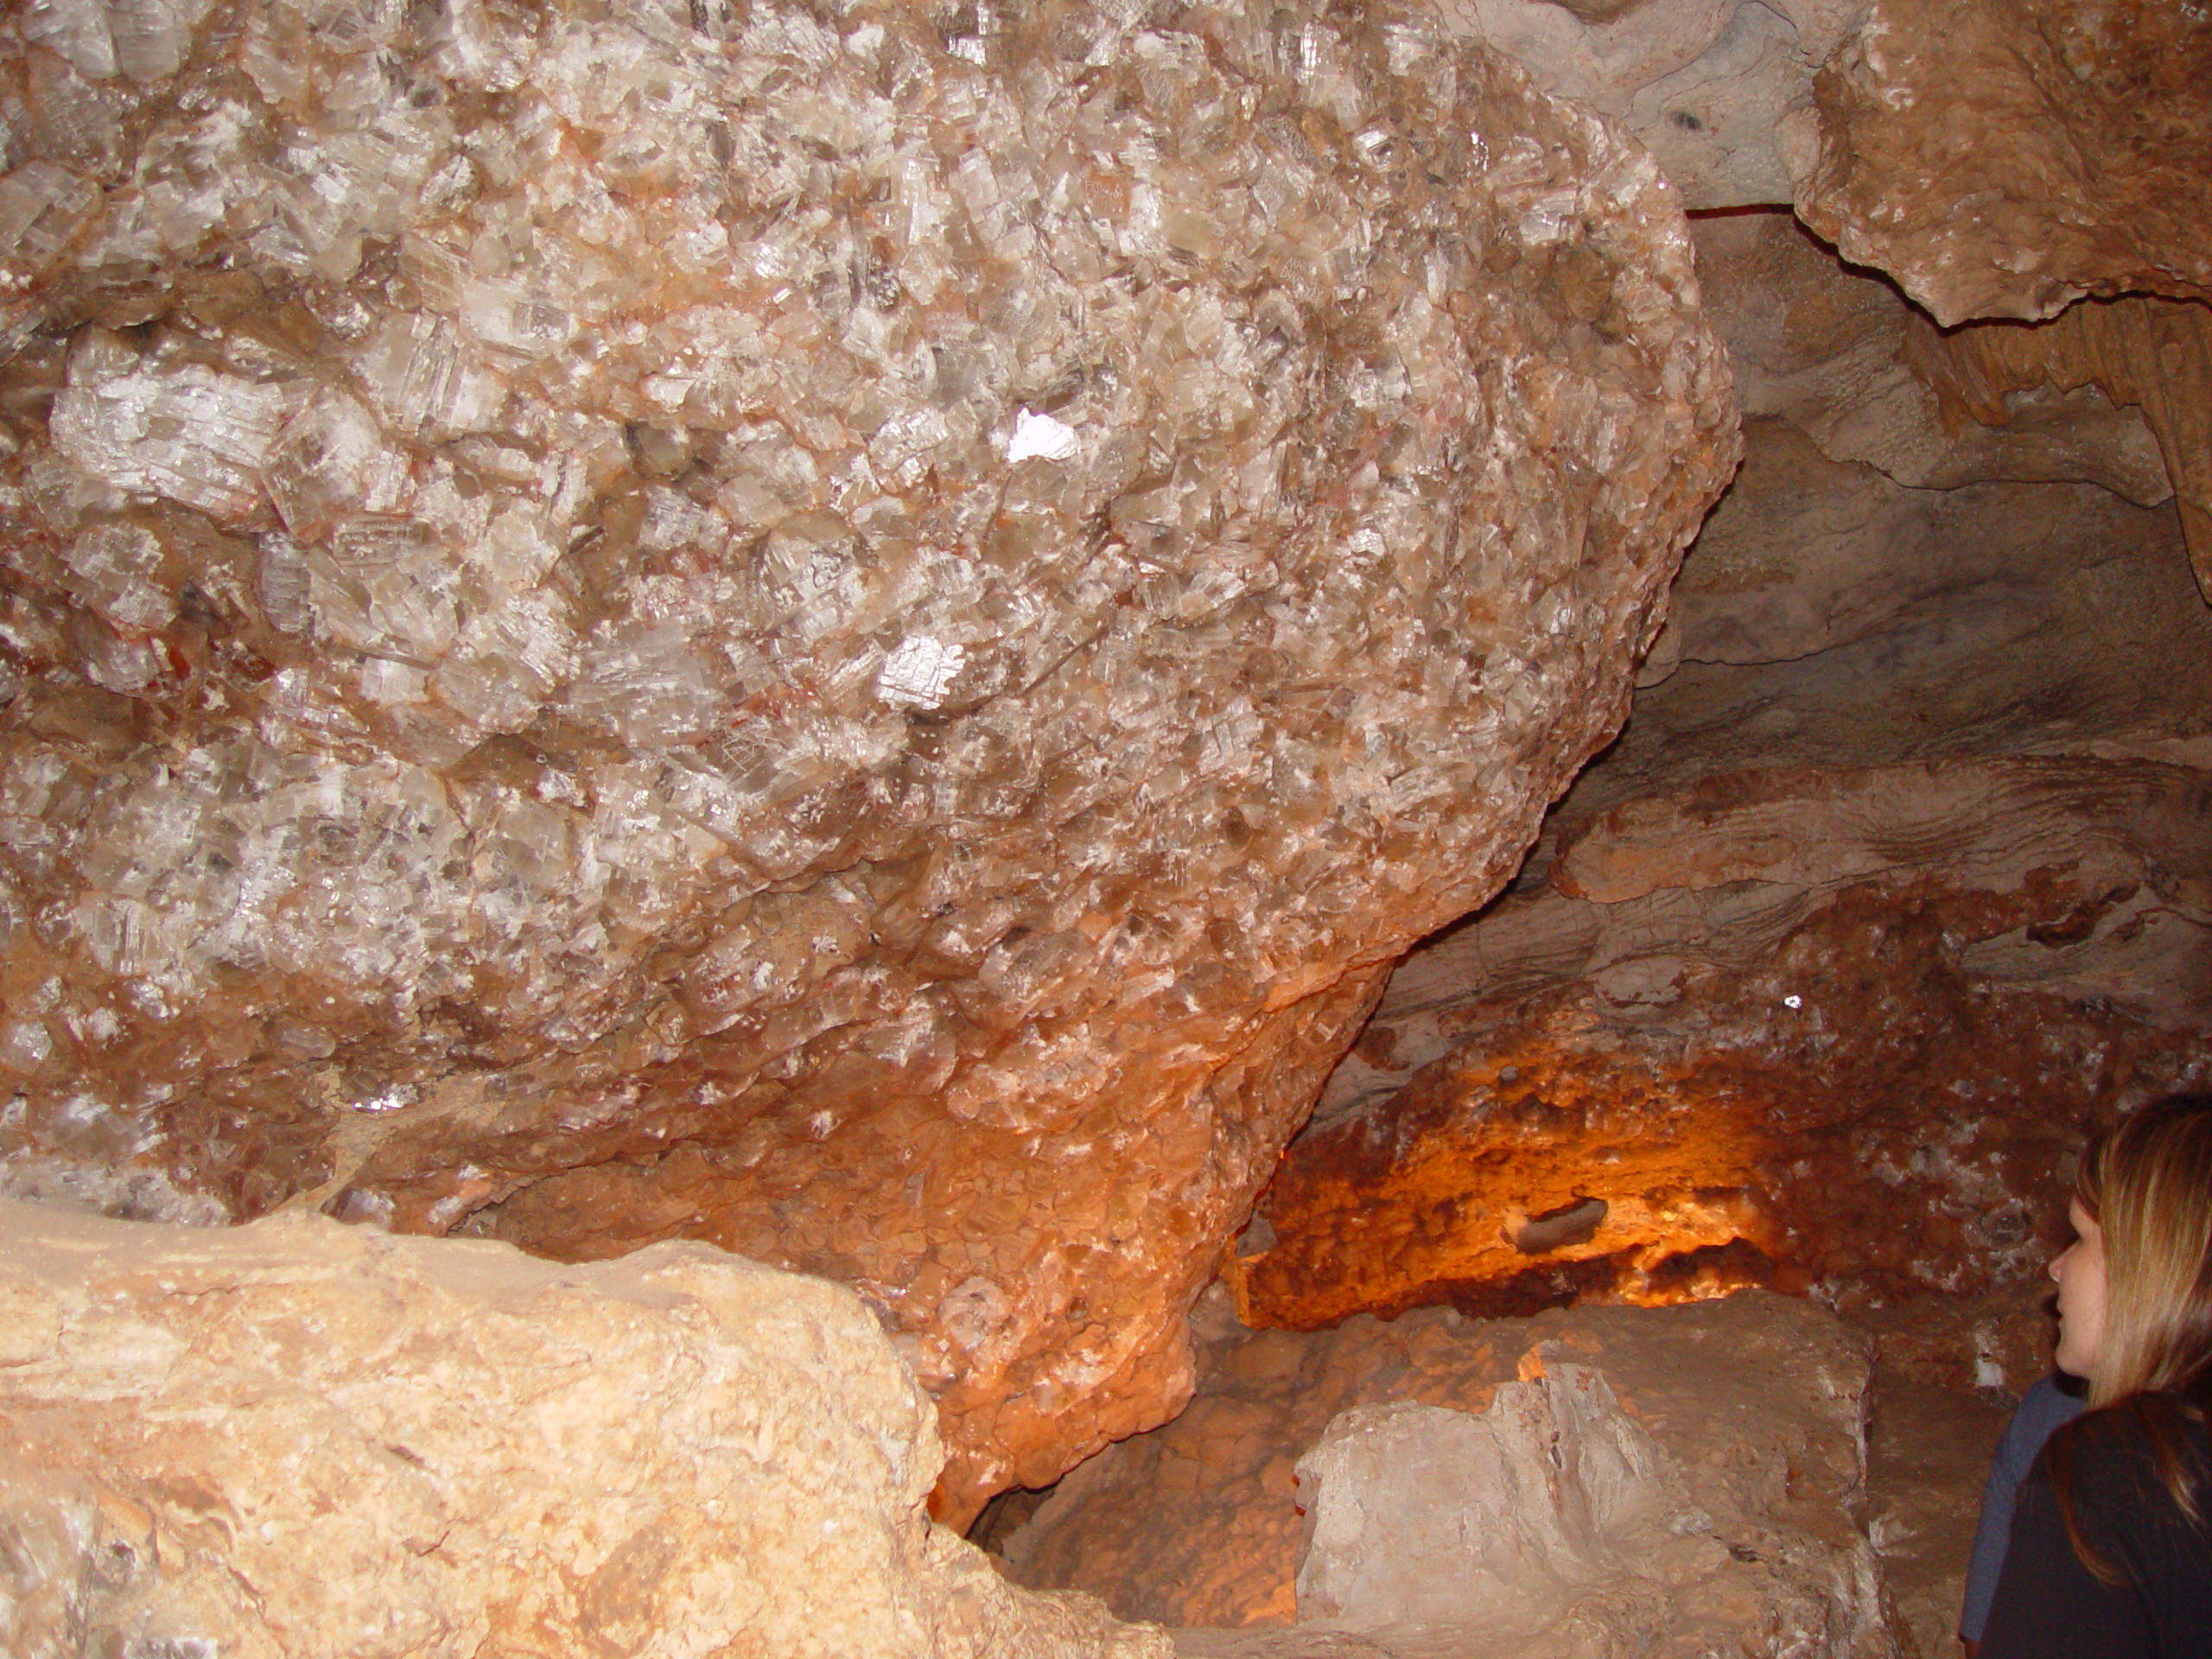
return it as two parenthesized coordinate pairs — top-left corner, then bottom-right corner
(971, 1279), (2044, 1659)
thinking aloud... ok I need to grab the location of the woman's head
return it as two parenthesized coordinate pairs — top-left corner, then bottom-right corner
(2064, 1093), (2212, 1406)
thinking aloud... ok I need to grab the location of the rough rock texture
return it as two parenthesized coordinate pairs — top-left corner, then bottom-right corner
(1905, 296), (2212, 600)
(0, 0), (1738, 1516)
(1796, 0), (2212, 324)
(0, 1196), (1166, 1659)
(1841, 1283), (2055, 1659)
(1436, 0), (2212, 337)
(1433, 0), (1869, 212)
(1238, 201), (2212, 1333)
(1239, 753), (2212, 1330)
(996, 1290), (1891, 1657)
(1843, 1279), (2052, 1401)
(1294, 1370), (1674, 1643)
(4, 0), (2208, 1562)
(1862, 1370), (2005, 1659)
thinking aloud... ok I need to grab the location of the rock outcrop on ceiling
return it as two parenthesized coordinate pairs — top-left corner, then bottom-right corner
(1452, 0), (2212, 322)
(0, 0), (1737, 1520)
(1793, 0), (2212, 325)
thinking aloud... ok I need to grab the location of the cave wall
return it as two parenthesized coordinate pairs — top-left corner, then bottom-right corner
(0, 0), (1739, 1520)
(1247, 210), (2212, 1330)
(1, 0), (2209, 1542)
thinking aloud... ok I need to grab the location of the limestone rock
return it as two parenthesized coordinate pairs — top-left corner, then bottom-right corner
(1689, 212), (2176, 512)
(1450, 0), (2212, 334)
(997, 1291), (1893, 1658)
(1435, 0), (1869, 211)
(1294, 1369), (1669, 1641)
(1252, 339), (2212, 1332)
(0, 0), (1738, 1518)
(1796, 0), (2212, 324)
(1573, 470), (2212, 817)
(1688, 211), (2211, 602)
(1904, 296), (2212, 601)
(0, 1196), (1166, 1659)
(1860, 1373), (2007, 1659)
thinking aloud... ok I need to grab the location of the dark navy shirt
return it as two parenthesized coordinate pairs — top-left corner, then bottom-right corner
(1980, 1402), (2212, 1659)
(1961, 1372), (2089, 1642)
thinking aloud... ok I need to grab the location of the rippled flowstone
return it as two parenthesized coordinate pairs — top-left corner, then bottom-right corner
(1688, 210), (2177, 514)
(1906, 296), (2212, 601)
(0, 1197), (1167, 1659)
(0, 0), (1737, 1516)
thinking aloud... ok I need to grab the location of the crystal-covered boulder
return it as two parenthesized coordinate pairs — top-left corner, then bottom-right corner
(0, 0), (1737, 1515)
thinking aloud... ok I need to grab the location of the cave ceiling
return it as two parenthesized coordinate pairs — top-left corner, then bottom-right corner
(1, 0), (2208, 1521)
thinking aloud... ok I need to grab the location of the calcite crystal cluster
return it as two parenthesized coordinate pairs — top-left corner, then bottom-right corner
(0, 0), (1736, 1514)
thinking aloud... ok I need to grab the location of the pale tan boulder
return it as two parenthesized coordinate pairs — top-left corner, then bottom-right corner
(0, 1198), (1166, 1659)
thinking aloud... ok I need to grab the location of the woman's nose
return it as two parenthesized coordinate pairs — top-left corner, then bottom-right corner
(2050, 1246), (2069, 1284)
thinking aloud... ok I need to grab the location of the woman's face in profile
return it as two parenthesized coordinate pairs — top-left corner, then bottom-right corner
(2050, 1197), (2107, 1378)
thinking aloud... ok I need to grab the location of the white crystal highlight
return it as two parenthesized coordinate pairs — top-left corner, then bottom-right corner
(878, 637), (967, 709)
(1005, 409), (1081, 463)
(50, 333), (296, 520)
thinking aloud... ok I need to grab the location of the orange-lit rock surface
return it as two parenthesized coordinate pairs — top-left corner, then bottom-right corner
(7, 0), (2212, 1548)
(998, 1290), (1887, 1655)
(1243, 753), (2212, 1332)
(0, 0), (1736, 1516)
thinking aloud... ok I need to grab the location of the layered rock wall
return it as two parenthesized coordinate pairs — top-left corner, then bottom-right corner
(0, 1197), (1164, 1659)
(1905, 297), (2212, 599)
(1242, 755), (2212, 1328)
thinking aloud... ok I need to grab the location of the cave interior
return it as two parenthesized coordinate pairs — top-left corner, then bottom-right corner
(1, 0), (2209, 1653)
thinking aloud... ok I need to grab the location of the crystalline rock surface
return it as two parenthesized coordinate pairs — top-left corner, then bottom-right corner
(0, 0), (1738, 1515)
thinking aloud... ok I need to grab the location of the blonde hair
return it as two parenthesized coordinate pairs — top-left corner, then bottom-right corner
(2073, 1094), (2212, 1408)
(2049, 1094), (2212, 1581)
